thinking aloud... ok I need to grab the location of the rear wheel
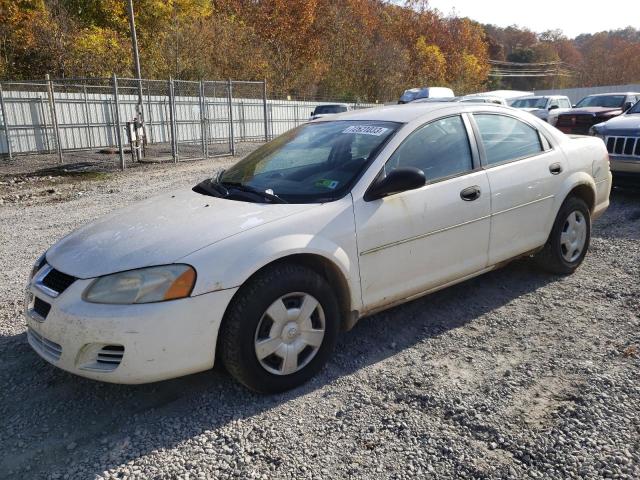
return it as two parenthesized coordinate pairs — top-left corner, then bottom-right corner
(219, 263), (340, 393)
(533, 196), (591, 274)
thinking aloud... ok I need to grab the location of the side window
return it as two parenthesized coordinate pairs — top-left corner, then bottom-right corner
(386, 115), (473, 181)
(474, 114), (543, 165)
(548, 99), (560, 108)
(560, 98), (571, 108)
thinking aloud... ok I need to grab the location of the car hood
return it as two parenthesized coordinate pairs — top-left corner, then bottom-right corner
(598, 114), (640, 135)
(46, 189), (316, 279)
(562, 107), (621, 116)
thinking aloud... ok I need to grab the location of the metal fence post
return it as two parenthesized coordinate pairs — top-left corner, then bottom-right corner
(0, 83), (13, 160)
(239, 100), (246, 141)
(168, 77), (177, 163)
(82, 85), (95, 149)
(146, 81), (154, 144)
(262, 79), (269, 142)
(38, 96), (51, 153)
(227, 79), (235, 155)
(199, 80), (206, 158)
(112, 74), (125, 170)
(46, 74), (63, 164)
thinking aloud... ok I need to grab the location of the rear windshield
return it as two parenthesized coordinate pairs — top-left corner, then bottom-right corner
(314, 105), (348, 114)
(575, 95), (625, 108)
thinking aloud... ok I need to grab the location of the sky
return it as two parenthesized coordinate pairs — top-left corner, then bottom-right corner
(426, 0), (638, 38)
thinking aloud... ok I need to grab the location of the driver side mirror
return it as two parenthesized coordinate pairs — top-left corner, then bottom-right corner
(364, 167), (426, 202)
(548, 104), (559, 111)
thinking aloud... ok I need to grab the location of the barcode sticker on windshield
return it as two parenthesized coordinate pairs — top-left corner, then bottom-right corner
(342, 125), (389, 136)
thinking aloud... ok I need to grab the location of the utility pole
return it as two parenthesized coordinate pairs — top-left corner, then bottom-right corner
(127, 0), (144, 123)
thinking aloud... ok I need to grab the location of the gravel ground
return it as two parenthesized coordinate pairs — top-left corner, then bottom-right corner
(0, 149), (639, 479)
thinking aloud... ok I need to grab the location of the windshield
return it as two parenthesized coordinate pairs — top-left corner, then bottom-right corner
(218, 120), (399, 203)
(627, 100), (640, 114)
(512, 98), (547, 108)
(575, 95), (625, 108)
(400, 89), (420, 102)
(314, 105), (347, 114)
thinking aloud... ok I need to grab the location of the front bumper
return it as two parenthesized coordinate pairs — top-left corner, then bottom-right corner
(610, 157), (640, 185)
(25, 277), (238, 384)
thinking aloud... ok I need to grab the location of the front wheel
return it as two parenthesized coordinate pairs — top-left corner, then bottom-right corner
(219, 263), (340, 393)
(533, 196), (591, 274)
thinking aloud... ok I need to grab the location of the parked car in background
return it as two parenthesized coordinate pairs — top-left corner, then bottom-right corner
(555, 93), (640, 135)
(412, 95), (507, 105)
(412, 97), (460, 103)
(459, 95), (508, 105)
(26, 103), (611, 393)
(310, 104), (350, 120)
(398, 87), (454, 103)
(511, 95), (572, 124)
(590, 99), (640, 185)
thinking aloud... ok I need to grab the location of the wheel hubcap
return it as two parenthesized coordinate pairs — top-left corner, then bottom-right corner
(254, 292), (325, 376)
(560, 210), (587, 263)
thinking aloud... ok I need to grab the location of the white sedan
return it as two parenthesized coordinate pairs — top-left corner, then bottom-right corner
(25, 103), (612, 393)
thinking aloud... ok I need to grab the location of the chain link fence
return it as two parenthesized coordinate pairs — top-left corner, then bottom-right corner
(0, 75), (377, 175)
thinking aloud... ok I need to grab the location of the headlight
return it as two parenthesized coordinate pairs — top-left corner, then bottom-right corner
(29, 252), (47, 281)
(83, 264), (196, 304)
(589, 124), (605, 139)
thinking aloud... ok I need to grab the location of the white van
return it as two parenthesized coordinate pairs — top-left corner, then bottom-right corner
(398, 87), (454, 104)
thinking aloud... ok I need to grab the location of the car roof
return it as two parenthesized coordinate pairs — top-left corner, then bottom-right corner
(585, 92), (640, 97)
(315, 102), (518, 123)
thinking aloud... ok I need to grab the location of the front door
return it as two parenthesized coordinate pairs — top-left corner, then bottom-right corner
(353, 115), (491, 311)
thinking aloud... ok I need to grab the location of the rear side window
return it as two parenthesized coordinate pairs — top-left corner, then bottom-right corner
(386, 115), (473, 181)
(559, 98), (571, 108)
(473, 114), (543, 165)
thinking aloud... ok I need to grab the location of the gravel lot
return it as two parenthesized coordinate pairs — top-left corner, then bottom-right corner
(1, 149), (639, 479)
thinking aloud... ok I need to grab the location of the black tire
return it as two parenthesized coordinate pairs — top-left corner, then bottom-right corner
(219, 263), (340, 393)
(533, 196), (591, 275)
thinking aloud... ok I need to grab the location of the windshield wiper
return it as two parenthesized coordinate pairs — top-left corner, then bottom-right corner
(220, 181), (288, 204)
(193, 179), (228, 197)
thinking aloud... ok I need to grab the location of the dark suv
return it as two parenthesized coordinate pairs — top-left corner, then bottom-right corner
(555, 93), (640, 135)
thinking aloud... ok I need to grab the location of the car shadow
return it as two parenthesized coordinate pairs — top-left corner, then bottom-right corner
(0, 259), (556, 479)
(593, 187), (640, 241)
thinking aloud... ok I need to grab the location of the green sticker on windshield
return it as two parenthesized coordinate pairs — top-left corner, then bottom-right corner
(315, 179), (339, 189)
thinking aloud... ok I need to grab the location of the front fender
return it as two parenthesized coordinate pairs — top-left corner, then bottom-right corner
(181, 197), (361, 310)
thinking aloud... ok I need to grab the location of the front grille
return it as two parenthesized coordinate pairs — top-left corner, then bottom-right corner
(33, 297), (51, 319)
(556, 114), (599, 134)
(606, 136), (640, 158)
(27, 328), (62, 361)
(41, 267), (76, 295)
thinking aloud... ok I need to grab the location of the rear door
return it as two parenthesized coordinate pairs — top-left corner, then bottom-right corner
(471, 113), (568, 264)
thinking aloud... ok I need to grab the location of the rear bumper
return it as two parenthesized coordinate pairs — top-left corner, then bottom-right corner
(592, 173), (612, 221)
(25, 278), (238, 384)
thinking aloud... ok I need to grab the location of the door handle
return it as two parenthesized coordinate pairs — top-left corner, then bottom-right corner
(549, 162), (563, 175)
(460, 185), (481, 201)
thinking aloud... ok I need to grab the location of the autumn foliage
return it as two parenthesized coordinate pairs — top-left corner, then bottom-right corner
(0, 0), (638, 101)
